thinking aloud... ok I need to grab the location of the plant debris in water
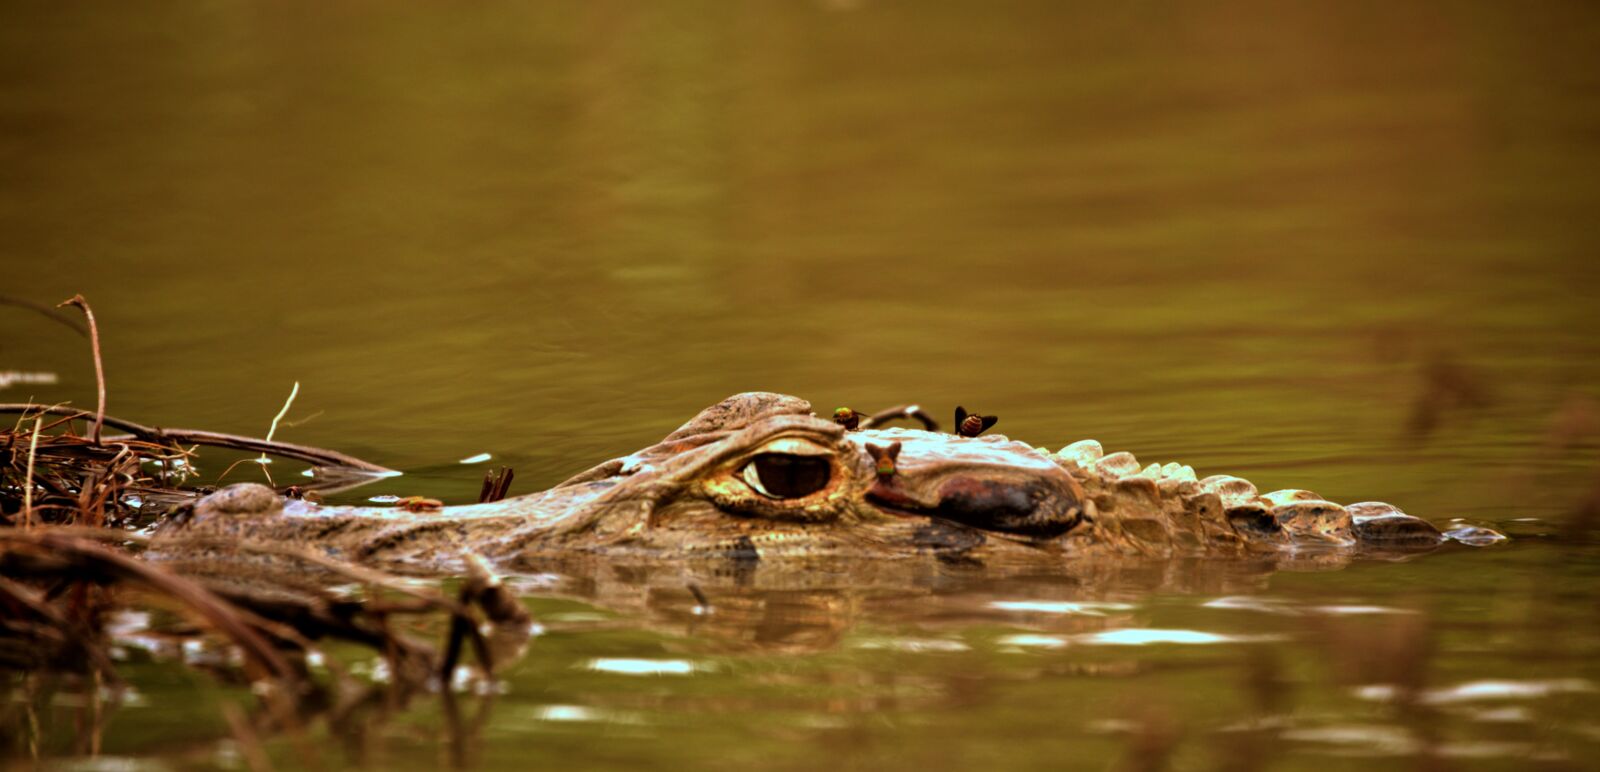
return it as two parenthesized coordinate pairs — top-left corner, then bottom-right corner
(0, 295), (533, 763)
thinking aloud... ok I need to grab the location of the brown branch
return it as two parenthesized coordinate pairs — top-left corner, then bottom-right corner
(861, 404), (941, 432)
(53, 527), (458, 615)
(166, 535), (464, 613)
(22, 417), (41, 529)
(0, 404), (395, 474)
(0, 531), (299, 683)
(478, 467), (514, 503)
(0, 576), (123, 687)
(0, 294), (88, 337)
(219, 703), (274, 772)
(55, 296), (106, 443)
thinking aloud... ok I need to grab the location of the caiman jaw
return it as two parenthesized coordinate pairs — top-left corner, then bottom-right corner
(854, 430), (1087, 538)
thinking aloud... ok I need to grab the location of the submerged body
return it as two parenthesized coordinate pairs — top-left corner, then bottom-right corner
(156, 392), (1496, 574)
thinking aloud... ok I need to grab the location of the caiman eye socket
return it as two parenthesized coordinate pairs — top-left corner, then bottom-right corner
(741, 453), (832, 499)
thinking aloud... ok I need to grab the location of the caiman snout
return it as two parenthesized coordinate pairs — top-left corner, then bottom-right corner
(856, 429), (1086, 538)
(932, 476), (1072, 535)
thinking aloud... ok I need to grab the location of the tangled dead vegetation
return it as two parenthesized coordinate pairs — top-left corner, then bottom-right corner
(1, 295), (533, 763)
(0, 502), (533, 763)
(0, 413), (533, 756)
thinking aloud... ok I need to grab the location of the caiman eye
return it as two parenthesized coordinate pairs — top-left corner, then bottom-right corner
(741, 453), (832, 499)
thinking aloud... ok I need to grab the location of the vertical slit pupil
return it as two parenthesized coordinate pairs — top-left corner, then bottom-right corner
(753, 454), (831, 498)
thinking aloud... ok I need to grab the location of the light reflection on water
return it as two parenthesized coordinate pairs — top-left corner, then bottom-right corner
(1356, 679), (1596, 706)
(584, 658), (702, 676)
(3, 0), (1599, 768)
(989, 600), (1137, 615)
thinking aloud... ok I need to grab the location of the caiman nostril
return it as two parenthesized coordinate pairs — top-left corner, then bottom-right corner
(933, 477), (1079, 537)
(937, 478), (1035, 521)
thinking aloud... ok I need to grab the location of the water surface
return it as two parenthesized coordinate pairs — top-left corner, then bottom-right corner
(2, 1), (1598, 768)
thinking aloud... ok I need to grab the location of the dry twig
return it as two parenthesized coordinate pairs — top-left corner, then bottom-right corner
(0, 404), (394, 474)
(21, 417), (40, 529)
(54, 295), (106, 443)
(478, 466), (514, 503)
(861, 403), (940, 432)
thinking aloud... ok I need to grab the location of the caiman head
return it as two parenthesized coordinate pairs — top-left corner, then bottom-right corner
(170, 392), (1089, 568)
(527, 392), (1088, 560)
(172, 391), (1477, 571)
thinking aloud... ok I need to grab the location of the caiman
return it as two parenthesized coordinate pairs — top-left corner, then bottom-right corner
(154, 392), (1500, 575)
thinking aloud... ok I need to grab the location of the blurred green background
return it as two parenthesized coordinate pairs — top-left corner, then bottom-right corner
(3, 1), (1597, 506)
(3, 1), (1599, 768)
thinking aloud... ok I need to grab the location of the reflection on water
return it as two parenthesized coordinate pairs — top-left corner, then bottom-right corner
(3, 0), (1599, 768)
(584, 658), (701, 676)
(13, 544), (1599, 769)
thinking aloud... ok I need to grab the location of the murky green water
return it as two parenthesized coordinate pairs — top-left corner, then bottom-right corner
(4, 1), (1600, 769)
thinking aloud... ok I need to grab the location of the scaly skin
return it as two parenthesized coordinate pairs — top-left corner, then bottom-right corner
(153, 392), (1487, 575)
